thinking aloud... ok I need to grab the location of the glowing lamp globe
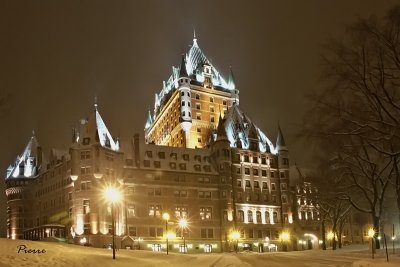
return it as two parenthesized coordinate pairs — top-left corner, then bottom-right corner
(104, 187), (122, 203)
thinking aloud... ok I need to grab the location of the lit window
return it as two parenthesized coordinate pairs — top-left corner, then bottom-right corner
(199, 207), (212, 220)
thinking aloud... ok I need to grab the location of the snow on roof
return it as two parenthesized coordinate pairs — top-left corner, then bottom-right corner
(95, 107), (119, 151)
(153, 36), (232, 120)
(219, 104), (277, 154)
(6, 134), (41, 179)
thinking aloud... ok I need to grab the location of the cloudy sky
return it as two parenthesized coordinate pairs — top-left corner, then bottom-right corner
(0, 0), (398, 236)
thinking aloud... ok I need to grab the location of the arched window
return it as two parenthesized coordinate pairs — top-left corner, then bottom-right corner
(265, 211), (270, 224)
(247, 210), (253, 223)
(273, 212), (278, 223)
(256, 211), (262, 223)
(237, 210), (244, 222)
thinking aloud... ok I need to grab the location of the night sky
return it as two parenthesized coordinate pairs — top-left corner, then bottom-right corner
(0, 0), (397, 237)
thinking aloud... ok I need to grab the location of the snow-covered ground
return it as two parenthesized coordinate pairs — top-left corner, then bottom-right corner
(1, 238), (399, 267)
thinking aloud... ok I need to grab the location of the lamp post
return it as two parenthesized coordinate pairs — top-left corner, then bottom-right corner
(163, 213), (170, 255)
(368, 228), (376, 259)
(104, 186), (122, 260)
(230, 231), (240, 253)
(279, 231), (290, 252)
(327, 231), (334, 248)
(179, 218), (188, 253)
(392, 224), (395, 254)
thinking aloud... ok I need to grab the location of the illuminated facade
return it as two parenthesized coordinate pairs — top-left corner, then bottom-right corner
(145, 36), (239, 149)
(4, 36), (320, 252)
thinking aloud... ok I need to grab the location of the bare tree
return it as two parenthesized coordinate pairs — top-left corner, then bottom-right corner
(308, 161), (351, 250)
(303, 6), (400, 249)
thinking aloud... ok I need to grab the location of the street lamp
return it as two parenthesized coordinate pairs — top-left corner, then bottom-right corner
(327, 231), (334, 248)
(104, 186), (122, 260)
(178, 218), (188, 253)
(279, 231), (290, 252)
(230, 230), (241, 253)
(368, 228), (375, 259)
(163, 213), (170, 255)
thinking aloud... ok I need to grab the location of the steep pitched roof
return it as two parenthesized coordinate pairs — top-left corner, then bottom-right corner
(185, 37), (229, 88)
(228, 67), (236, 90)
(216, 104), (277, 154)
(153, 36), (234, 121)
(79, 104), (120, 151)
(6, 133), (42, 179)
(276, 124), (287, 151)
(144, 109), (153, 130)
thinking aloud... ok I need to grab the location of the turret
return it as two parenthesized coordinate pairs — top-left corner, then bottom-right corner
(178, 54), (192, 136)
(5, 133), (42, 239)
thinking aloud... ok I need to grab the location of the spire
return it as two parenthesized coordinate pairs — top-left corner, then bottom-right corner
(295, 162), (306, 183)
(193, 28), (198, 46)
(145, 109), (153, 129)
(276, 124), (287, 151)
(179, 54), (188, 78)
(228, 66), (236, 90)
(94, 96), (98, 110)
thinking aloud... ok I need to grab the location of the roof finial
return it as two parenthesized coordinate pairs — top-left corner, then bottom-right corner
(193, 26), (198, 46)
(32, 130), (35, 137)
(94, 96), (98, 110)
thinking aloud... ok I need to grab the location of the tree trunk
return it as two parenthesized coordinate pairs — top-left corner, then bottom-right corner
(373, 215), (381, 250)
(360, 226), (364, 244)
(321, 219), (327, 250)
(338, 230), (342, 249)
(332, 223), (337, 250)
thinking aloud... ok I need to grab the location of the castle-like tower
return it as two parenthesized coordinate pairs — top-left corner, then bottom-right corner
(5, 134), (42, 239)
(4, 35), (324, 253)
(144, 35), (239, 148)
